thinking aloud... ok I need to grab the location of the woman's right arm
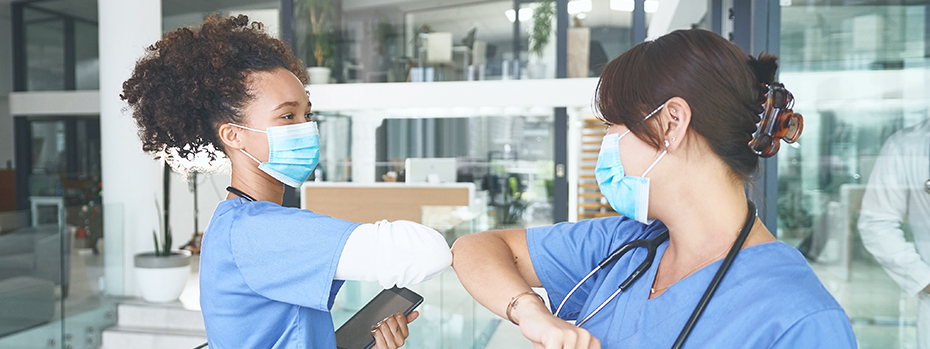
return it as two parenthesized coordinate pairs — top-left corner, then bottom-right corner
(451, 229), (600, 349)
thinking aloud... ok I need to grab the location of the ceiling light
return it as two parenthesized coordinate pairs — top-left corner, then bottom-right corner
(568, 0), (592, 14)
(505, 7), (534, 23)
(610, 0), (634, 12)
(644, 0), (659, 13)
(610, 0), (659, 13)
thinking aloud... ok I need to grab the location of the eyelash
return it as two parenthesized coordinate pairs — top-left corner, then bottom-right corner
(282, 112), (314, 120)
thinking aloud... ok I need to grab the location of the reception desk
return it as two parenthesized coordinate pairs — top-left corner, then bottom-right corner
(300, 182), (475, 224)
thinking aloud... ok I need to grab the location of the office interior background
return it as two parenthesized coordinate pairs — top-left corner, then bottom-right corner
(0, 0), (926, 348)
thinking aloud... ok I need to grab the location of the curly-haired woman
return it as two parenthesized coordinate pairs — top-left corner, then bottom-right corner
(121, 15), (451, 349)
(452, 29), (857, 348)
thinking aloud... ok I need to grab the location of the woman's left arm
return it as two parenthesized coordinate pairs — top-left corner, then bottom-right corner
(334, 220), (452, 288)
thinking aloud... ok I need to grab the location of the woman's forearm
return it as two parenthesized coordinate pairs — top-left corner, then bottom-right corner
(451, 230), (545, 322)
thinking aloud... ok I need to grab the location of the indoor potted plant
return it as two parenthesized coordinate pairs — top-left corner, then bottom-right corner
(300, 0), (337, 84)
(527, 0), (554, 79)
(497, 176), (528, 227)
(133, 166), (192, 303)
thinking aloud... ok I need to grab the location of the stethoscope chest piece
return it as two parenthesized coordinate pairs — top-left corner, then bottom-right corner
(925, 179), (930, 193)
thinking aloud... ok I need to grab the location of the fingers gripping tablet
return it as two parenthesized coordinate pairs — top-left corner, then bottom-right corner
(335, 287), (423, 349)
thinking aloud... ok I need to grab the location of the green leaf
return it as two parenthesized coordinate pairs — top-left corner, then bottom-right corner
(530, 0), (555, 57)
(153, 230), (161, 257)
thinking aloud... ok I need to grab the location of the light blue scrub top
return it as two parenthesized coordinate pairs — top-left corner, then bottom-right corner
(527, 216), (857, 348)
(200, 198), (361, 349)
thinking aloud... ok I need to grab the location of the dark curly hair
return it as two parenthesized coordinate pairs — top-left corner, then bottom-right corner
(121, 14), (309, 161)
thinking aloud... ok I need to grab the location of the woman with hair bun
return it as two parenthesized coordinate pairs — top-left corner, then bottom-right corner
(452, 29), (856, 348)
(121, 15), (452, 349)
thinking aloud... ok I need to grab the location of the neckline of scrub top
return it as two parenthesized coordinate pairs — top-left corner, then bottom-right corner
(597, 239), (804, 343)
(643, 239), (785, 303)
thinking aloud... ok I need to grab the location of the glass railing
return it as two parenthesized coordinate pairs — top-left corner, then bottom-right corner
(330, 205), (514, 349)
(0, 206), (117, 349)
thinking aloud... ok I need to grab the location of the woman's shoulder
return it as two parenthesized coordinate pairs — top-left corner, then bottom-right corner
(217, 198), (362, 238)
(529, 216), (663, 241)
(710, 242), (855, 346)
(726, 241), (846, 316)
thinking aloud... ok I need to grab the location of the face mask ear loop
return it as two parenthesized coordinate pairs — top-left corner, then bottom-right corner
(643, 104), (665, 121)
(641, 150), (667, 177)
(617, 129), (632, 140)
(239, 149), (263, 165)
(228, 123), (267, 165)
(228, 123), (267, 133)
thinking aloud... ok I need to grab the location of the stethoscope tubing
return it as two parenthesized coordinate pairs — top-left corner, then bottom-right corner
(554, 201), (757, 349)
(670, 200), (756, 349)
(561, 231), (670, 327)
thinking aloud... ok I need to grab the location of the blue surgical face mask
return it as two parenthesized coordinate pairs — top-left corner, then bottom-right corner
(595, 104), (667, 224)
(229, 121), (321, 188)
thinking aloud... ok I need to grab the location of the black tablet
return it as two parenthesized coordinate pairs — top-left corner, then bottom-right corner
(335, 287), (424, 349)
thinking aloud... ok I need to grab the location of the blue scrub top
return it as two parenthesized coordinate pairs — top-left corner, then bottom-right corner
(199, 198), (361, 349)
(527, 216), (857, 348)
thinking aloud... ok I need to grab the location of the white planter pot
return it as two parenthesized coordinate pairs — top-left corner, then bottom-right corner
(134, 251), (192, 303)
(527, 62), (547, 79)
(307, 67), (332, 84)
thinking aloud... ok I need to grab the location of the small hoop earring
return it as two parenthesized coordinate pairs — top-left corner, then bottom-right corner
(671, 137), (676, 142)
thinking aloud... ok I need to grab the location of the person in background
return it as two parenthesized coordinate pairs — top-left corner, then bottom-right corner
(859, 117), (930, 349)
(452, 29), (856, 348)
(121, 15), (452, 349)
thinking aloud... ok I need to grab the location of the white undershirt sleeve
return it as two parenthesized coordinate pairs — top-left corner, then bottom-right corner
(334, 220), (452, 289)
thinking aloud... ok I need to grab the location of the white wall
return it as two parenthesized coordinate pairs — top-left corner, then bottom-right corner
(168, 171), (231, 247)
(99, 0), (164, 297)
(0, 9), (15, 169)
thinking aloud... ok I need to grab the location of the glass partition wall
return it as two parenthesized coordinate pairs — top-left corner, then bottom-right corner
(292, 0), (647, 83)
(16, 1), (98, 92)
(19, 0), (930, 348)
(777, 2), (930, 348)
(310, 109), (559, 228)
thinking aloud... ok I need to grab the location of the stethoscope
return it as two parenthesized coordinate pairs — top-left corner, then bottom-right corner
(227, 186), (257, 202)
(554, 201), (757, 349)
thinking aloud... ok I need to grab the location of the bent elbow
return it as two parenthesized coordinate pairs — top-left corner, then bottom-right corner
(378, 221), (452, 288)
(450, 234), (479, 269)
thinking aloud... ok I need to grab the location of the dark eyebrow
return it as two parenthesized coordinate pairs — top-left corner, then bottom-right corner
(272, 101), (300, 111)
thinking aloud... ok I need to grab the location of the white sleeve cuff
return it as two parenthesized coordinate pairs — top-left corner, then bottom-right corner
(334, 220), (452, 289)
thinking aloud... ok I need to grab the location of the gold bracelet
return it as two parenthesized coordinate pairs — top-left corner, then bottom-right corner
(506, 291), (545, 325)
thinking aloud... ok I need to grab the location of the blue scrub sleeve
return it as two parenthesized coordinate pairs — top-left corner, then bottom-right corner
(767, 308), (858, 349)
(229, 201), (360, 311)
(526, 217), (657, 320)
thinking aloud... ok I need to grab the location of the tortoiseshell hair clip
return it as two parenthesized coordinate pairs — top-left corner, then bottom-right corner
(749, 83), (803, 158)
